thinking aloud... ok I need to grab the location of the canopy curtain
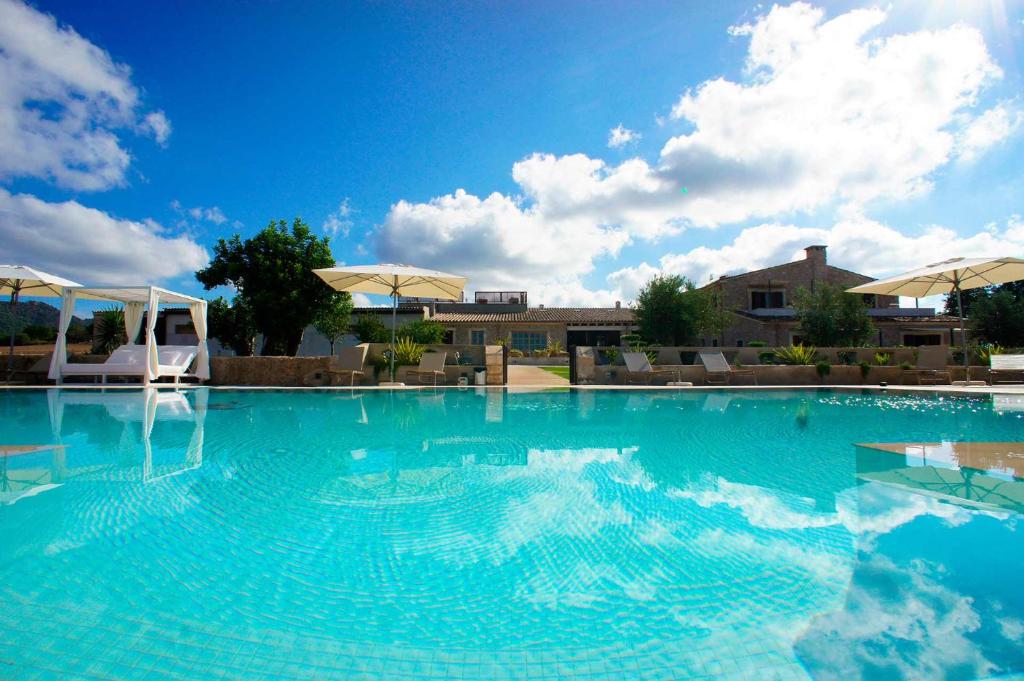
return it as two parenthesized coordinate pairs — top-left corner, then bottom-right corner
(124, 302), (145, 344)
(145, 288), (161, 383)
(47, 288), (78, 380)
(189, 300), (210, 380)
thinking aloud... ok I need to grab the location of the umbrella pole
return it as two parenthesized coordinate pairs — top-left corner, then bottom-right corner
(390, 287), (397, 383)
(6, 284), (20, 382)
(955, 282), (968, 372)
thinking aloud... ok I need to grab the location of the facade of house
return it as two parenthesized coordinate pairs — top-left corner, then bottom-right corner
(699, 245), (959, 347)
(351, 298), (636, 353)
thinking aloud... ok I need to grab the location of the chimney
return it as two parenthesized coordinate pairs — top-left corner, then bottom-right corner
(805, 245), (827, 265)
(615, 300), (621, 308)
(538, 304), (545, 309)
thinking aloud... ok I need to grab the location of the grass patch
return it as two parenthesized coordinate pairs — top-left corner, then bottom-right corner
(539, 366), (570, 380)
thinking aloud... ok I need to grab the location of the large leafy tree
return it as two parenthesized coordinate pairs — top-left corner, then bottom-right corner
(633, 275), (699, 345)
(793, 283), (874, 347)
(208, 296), (258, 356)
(196, 218), (341, 355)
(969, 289), (1024, 346)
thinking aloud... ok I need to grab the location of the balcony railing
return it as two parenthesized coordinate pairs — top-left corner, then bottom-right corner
(473, 291), (527, 305)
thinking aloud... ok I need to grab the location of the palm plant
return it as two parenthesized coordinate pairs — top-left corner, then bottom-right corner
(773, 344), (817, 365)
(91, 307), (126, 355)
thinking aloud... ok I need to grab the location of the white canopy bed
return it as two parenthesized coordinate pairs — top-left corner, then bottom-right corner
(47, 286), (209, 385)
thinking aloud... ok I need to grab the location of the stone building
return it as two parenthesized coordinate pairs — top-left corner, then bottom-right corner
(699, 245), (959, 347)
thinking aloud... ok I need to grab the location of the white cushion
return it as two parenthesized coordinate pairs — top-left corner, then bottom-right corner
(158, 345), (197, 368)
(107, 344), (148, 365)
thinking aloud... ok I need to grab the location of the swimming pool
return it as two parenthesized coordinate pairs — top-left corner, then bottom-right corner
(1, 388), (1022, 679)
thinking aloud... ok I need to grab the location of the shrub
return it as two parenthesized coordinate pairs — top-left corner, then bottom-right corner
(758, 351), (776, 365)
(747, 340), (767, 347)
(532, 348), (547, 358)
(546, 340), (565, 356)
(815, 360), (831, 378)
(837, 350), (857, 365)
(859, 360), (871, 378)
(604, 347), (619, 364)
(509, 348), (524, 358)
(774, 344), (817, 365)
(899, 361), (913, 370)
(977, 343), (1004, 362)
(873, 351), (891, 366)
(392, 337), (424, 365)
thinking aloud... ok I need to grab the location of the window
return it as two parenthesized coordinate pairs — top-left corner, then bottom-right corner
(511, 332), (547, 353)
(902, 333), (942, 346)
(174, 322), (196, 335)
(470, 329), (486, 345)
(750, 289), (785, 309)
(443, 328), (455, 344)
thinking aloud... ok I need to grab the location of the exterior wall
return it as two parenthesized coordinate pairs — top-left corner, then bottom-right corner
(719, 316), (958, 348)
(711, 248), (899, 314)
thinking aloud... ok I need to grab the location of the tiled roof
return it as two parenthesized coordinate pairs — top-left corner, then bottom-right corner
(431, 307), (635, 324)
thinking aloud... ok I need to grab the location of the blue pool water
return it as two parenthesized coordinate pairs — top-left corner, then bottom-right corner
(1, 387), (1022, 679)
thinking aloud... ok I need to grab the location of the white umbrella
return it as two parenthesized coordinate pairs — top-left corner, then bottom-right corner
(313, 264), (467, 382)
(0, 265), (82, 380)
(847, 256), (1024, 367)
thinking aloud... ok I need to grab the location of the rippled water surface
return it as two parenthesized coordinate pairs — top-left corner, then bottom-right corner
(1, 388), (1023, 679)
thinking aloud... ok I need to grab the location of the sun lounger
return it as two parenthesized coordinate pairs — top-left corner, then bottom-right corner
(407, 351), (447, 385)
(623, 352), (677, 385)
(59, 344), (197, 384)
(697, 351), (757, 386)
(990, 354), (1024, 385)
(325, 346), (367, 386)
(902, 346), (951, 385)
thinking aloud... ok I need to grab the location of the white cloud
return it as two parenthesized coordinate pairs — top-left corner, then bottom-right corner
(377, 187), (627, 306)
(0, 0), (170, 190)
(609, 211), (1024, 302)
(0, 188), (208, 284)
(377, 3), (1007, 304)
(173, 201), (228, 225)
(144, 111), (172, 147)
(957, 102), (1021, 161)
(323, 198), (354, 237)
(607, 124), (640, 148)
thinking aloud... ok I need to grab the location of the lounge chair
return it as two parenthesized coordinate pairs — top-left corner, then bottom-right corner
(623, 352), (677, 385)
(59, 344), (197, 384)
(325, 346), (367, 386)
(697, 351), (757, 386)
(406, 351), (447, 385)
(990, 354), (1024, 385)
(902, 346), (951, 385)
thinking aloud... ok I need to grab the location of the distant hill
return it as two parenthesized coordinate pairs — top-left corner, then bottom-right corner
(0, 300), (85, 331)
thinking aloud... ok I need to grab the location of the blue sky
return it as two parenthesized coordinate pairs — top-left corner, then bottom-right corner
(2, 0), (1023, 309)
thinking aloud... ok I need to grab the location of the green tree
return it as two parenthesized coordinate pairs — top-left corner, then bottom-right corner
(633, 274), (698, 345)
(969, 289), (1024, 346)
(793, 283), (874, 347)
(313, 292), (354, 354)
(351, 315), (390, 343)
(208, 296), (258, 356)
(399, 319), (446, 344)
(196, 218), (336, 355)
(691, 285), (732, 346)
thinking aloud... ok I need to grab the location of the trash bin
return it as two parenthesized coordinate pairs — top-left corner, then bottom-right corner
(474, 368), (487, 386)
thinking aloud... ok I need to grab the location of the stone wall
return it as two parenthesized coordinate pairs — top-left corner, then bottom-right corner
(209, 344), (505, 386)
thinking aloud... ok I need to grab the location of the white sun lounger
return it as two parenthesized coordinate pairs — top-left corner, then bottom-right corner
(59, 344), (198, 384)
